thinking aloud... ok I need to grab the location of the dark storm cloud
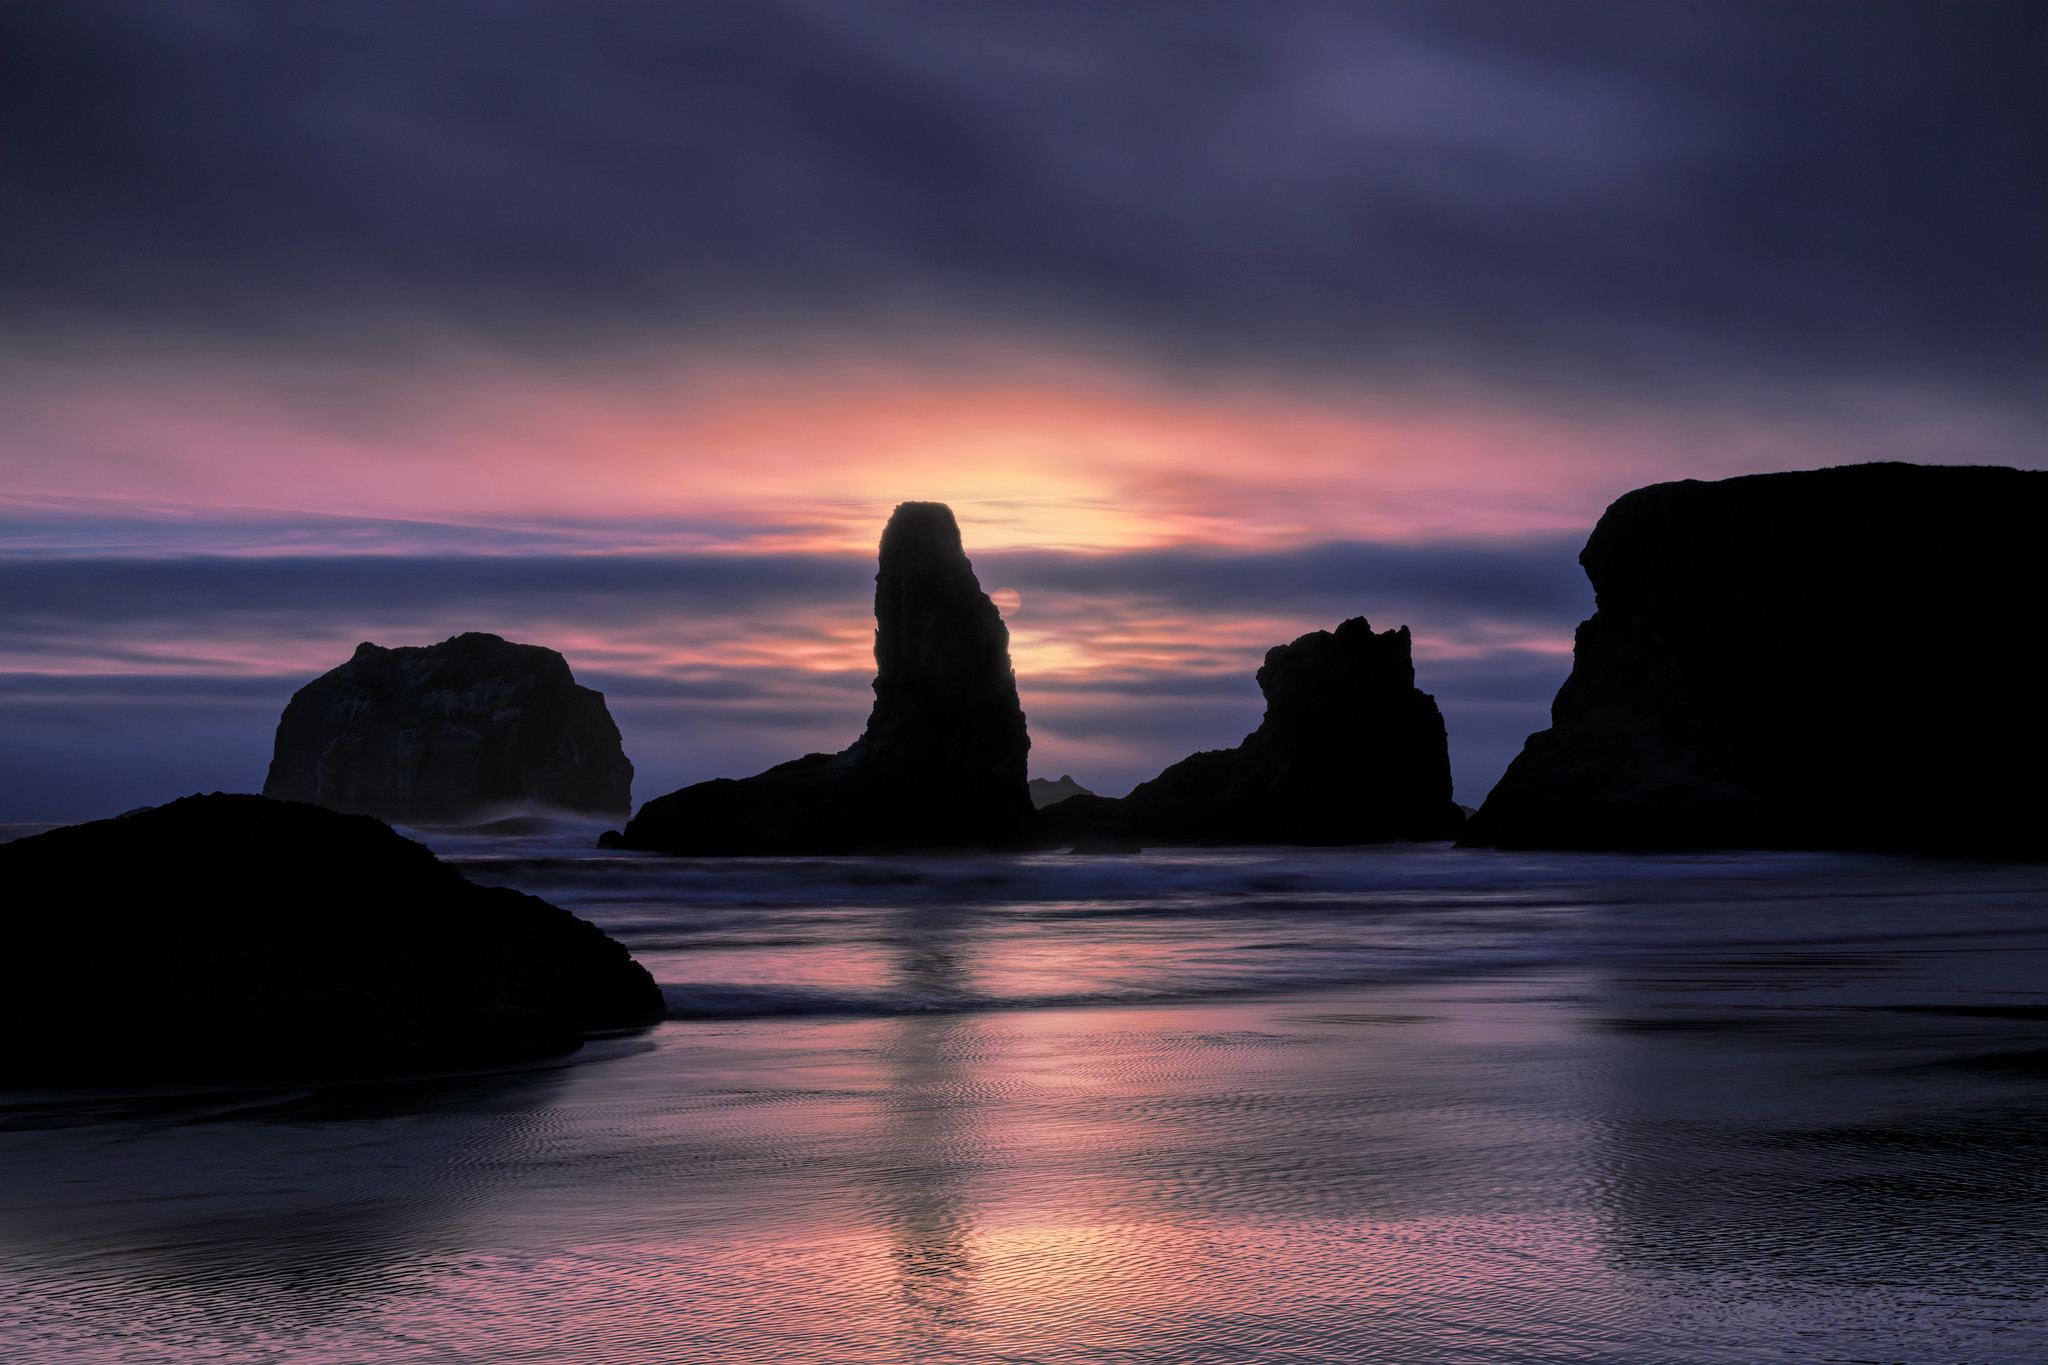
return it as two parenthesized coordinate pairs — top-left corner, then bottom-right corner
(0, 551), (870, 627)
(978, 540), (1588, 619)
(0, 500), (824, 558)
(4, 0), (2041, 401)
(0, 539), (1584, 637)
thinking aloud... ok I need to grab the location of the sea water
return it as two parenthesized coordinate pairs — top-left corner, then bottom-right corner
(3, 837), (2043, 1364)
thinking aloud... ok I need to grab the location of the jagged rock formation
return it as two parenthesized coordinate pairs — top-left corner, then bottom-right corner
(264, 632), (632, 825)
(1028, 775), (1094, 809)
(616, 502), (1045, 854)
(1044, 617), (1464, 847)
(1463, 463), (2046, 855)
(0, 793), (662, 1085)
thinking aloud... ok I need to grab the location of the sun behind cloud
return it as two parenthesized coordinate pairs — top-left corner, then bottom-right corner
(8, 339), (2015, 562)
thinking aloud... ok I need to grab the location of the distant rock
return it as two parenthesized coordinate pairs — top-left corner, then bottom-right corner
(0, 793), (663, 1086)
(617, 502), (1047, 854)
(1045, 617), (1464, 846)
(1028, 774), (1095, 809)
(1066, 834), (1143, 855)
(1462, 463), (2046, 855)
(263, 632), (632, 826)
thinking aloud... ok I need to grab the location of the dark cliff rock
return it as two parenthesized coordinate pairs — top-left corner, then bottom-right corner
(1045, 617), (1464, 846)
(264, 632), (632, 825)
(617, 502), (1045, 854)
(1462, 463), (2046, 856)
(0, 793), (663, 1086)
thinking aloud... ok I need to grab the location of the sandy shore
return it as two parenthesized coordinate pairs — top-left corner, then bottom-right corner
(5, 919), (2043, 1365)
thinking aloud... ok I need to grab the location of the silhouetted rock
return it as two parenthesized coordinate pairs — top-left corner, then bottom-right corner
(0, 793), (663, 1086)
(1463, 463), (2046, 855)
(619, 502), (1045, 854)
(1028, 774), (1094, 809)
(263, 632), (632, 826)
(1045, 617), (1464, 846)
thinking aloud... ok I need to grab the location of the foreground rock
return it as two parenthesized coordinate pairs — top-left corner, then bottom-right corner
(1463, 462), (2045, 855)
(616, 502), (1046, 854)
(0, 793), (663, 1086)
(264, 632), (632, 826)
(1045, 617), (1464, 847)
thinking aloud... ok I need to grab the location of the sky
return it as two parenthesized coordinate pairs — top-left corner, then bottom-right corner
(3, 0), (2043, 822)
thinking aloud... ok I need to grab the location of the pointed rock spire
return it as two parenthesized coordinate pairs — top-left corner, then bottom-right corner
(616, 502), (1045, 854)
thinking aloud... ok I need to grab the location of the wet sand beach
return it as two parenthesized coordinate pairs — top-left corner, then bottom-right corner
(4, 846), (2043, 1363)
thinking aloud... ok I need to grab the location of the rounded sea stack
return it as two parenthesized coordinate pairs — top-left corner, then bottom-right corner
(263, 631), (633, 826)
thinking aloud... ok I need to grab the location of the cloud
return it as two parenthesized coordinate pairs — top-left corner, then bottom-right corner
(15, 364), (2031, 564)
(0, 552), (869, 629)
(980, 541), (1589, 619)
(0, 540), (1586, 668)
(4, 1), (2041, 410)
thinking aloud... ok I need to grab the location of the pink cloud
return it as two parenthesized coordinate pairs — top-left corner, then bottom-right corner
(8, 341), (2032, 562)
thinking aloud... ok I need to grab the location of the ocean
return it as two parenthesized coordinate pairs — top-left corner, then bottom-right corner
(4, 834), (2044, 1364)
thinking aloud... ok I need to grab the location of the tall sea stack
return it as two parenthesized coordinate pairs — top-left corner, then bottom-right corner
(1045, 617), (1464, 846)
(616, 502), (1045, 854)
(1463, 463), (2045, 856)
(264, 632), (633, 826)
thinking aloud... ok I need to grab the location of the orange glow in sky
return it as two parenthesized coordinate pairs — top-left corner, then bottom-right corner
(7, 341), (2031, 805)
(6, 343), (2005, 558)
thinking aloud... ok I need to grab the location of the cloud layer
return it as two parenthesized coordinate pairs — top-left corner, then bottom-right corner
(7, 1), (2042, 411)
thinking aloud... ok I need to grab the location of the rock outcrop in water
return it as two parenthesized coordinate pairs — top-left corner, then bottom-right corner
(615, 502), (1045, 854)
(0, 793), (663, 1085)
(1028, 775), (1094, 809)
(1044, 617), (1464, 847)
(1462, 462), (2046, 856)
(264, 632), (632, 826)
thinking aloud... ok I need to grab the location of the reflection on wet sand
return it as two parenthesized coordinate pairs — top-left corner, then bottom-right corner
(0, 1063), (578, 1333)
(1587, 937), (2048, 1334)
(849, 906), (1603, 1362)
(873, 908), (983, 1353)
(4, 890), (2044, 1363)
